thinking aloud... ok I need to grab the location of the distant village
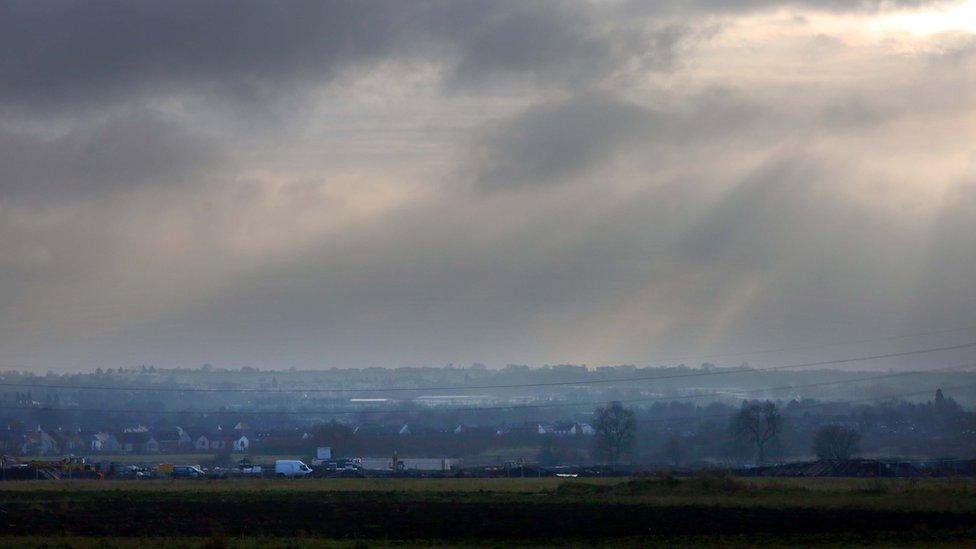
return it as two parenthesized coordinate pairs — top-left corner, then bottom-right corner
(7, 420), (597, 458)
(1, 364), (975, 468)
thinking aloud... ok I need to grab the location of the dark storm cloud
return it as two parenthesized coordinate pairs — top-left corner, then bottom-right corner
(0, 0), (678, 112)
(0, 0), (409, 110)
(1, 0), (915, 114)
(0, 110), (217, 199)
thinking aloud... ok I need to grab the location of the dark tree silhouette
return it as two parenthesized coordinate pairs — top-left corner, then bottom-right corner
(594, 401), (636, 470)
(537, 437), (558, 467)
(731, 401), (780, 464)
(662, 434), (689, 467)
(812, 424), (860, 460)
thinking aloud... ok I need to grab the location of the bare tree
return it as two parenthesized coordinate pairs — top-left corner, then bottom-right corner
(812, 425), (860, 460)
(594, 401), (636, 470)
(731, 401), (780, 465)
(662, 434), (688, 467)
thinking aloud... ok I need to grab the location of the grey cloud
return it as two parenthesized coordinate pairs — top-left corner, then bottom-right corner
(818, 96), (888, 129)
(0, 0), (683, 114)
(655, 153), (958, 365)
(912, 183), (976, 326)
(2, 0), (975, 371)
(446, 2), (613, 88)
(78, 153), (968, 369)
(473, 89), (778, 190)
(0, 0), (949, 114)
(0, 0), (408, 111)
(678, 156), (832, 269)
(473, 94), (651, 190)
(0, 110), (218, 199)
(442, 4), (693, 90)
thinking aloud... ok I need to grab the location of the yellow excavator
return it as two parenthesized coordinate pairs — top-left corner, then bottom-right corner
(27, 456), (101, 479)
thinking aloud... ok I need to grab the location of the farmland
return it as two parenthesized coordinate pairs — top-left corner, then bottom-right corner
(1, 476), (975, 547)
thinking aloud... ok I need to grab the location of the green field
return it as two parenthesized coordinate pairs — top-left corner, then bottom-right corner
(0, 475), (974, 547)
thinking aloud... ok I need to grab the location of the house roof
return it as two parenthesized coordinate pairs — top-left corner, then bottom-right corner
(196, 432), (233, 442)
(117, 432), (154, 444)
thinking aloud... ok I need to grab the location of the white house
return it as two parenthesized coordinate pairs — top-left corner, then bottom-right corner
(91, 432), (121, 453)
(175, 428), (193, 448)
(194, 434), (210, 451)
(232, 435), (250, 452)
(572, 423), (597, 435)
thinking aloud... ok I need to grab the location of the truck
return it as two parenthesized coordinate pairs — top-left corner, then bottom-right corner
(274, 459), (312, 478)
(233, 457), (263, 477)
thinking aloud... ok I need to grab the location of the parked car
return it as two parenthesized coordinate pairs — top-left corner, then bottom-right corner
(274, 459), (312, 478)
(171, 465), (206, 479)
(234, 457), (263, 477)
(117, 464), (151, 479)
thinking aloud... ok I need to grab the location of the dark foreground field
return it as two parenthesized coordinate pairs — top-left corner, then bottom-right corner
(1, 476), (975, 547)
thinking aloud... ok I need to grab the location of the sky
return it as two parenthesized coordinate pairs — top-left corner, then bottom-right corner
(1, 0), (976, 371)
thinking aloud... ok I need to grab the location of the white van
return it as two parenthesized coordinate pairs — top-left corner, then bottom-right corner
(274, 459), (313, 478)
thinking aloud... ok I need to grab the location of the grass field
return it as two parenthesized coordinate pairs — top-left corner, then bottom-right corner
(0, 475), (974, 547)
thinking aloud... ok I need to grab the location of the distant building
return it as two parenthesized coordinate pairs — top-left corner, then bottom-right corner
(206, 433), (230, 450)
(194, 434), (211, 451)
(91, 432), (121, 453)
(117, 432), (159, 454)
(21, 427), (58, 455)
(232, 434), (250, 453)
(155, 428), (193, 453)
(537, 422), (596, 436)
(52, 429), (87, 454)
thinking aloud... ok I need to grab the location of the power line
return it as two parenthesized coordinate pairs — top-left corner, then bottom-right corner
(6, 361), (975, 418)
(3, 341), (974, 394)
(627, 325), (976, 365)
(593, 363), (976, 413)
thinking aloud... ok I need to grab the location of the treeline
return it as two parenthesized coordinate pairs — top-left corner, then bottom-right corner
(252, 390), (976, 465)
(627, 389), (975, 465)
